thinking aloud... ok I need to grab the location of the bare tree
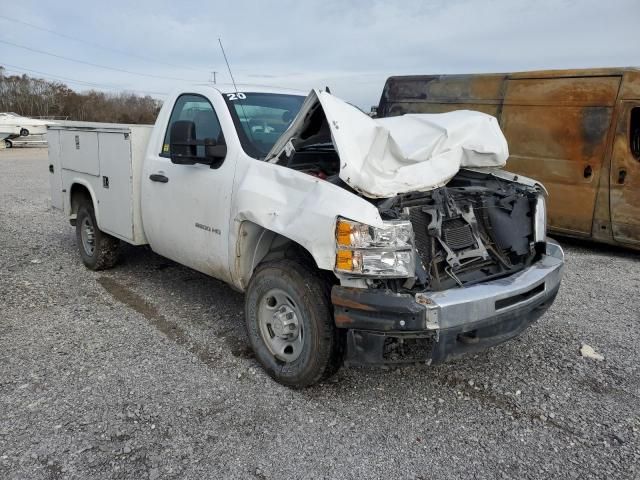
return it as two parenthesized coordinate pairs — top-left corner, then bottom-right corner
(0, 67), (162, 123)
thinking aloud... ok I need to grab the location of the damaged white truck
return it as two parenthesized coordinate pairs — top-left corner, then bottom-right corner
(48, 85), (564, 387)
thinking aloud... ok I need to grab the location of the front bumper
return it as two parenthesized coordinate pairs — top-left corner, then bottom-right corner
(331, 240), (564, 365)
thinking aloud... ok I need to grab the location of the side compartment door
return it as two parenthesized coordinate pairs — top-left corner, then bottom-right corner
(141, 93), (234, 281)
(97, 131), (134, 241)
(610, 102), (640, 245)
(59, 131), (100, 175)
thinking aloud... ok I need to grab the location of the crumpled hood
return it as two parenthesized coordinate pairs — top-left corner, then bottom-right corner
(266, 89), (508, 198)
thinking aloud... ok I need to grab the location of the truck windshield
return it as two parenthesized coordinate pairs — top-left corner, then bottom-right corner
(223, 92), (305, 159)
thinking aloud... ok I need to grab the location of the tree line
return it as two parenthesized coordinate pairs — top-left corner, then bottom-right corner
(0, 66), (162, 124)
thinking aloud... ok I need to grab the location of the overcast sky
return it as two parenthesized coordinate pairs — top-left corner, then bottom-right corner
(1, 0), (638, 108)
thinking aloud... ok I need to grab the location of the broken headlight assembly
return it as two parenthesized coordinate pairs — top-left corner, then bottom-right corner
(533, 193), (547, 243)
(334, 218), (415, 277)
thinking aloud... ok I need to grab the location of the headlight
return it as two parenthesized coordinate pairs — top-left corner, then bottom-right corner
(534, 193), (547, 243)
(335, 218), (415, 277)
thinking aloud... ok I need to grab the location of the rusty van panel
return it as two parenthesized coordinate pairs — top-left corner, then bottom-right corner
(504, 77), (620, 107)
(502, 77), (619, 236)
(384, 102), (500, 117)
(378, 75), (506, 116)
(503, 104), (614, 234)
(508, 68), (632, 80)
(382, 75), (506, 101)
(621, 70), (640, 99)
(609, 101), (640, 246)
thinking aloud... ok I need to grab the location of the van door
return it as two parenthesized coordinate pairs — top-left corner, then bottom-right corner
(501, 76), (619, 236)
(610, 102), (640, 245)
(141, 93), (234, 282)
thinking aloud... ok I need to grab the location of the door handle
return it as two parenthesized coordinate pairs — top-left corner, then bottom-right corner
(617, 169), (627, 185)
(149, 173), (169, 183)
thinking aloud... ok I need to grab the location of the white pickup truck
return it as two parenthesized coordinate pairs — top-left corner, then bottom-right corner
(48, 85), (564, 387)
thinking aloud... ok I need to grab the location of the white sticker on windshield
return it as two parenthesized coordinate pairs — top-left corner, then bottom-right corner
(226, 92), (246, 101)
(284, 140), (295, 156)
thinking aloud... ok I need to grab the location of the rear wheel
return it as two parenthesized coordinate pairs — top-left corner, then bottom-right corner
(245, 259), (341, 387)
(4, 140), (12, 148)
(75, 201), (120, 270)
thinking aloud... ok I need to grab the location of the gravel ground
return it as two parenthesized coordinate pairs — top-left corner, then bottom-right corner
(1, 147), (639, 479)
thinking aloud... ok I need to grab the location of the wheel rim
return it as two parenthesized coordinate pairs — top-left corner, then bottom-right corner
(257, 288), (304, 362)
(80, 216), (96, 256)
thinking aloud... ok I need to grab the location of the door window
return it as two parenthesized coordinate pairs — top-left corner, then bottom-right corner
(161, 94), (224, 157)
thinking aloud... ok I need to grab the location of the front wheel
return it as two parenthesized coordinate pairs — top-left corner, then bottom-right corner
(75, 202), (120, 270)
(4, 140), (12, 148)
(245, 259), (342, 387)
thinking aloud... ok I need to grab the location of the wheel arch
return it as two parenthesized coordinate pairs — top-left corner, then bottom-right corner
(233, 220), (324, 291)
(68, 180), (99, 227)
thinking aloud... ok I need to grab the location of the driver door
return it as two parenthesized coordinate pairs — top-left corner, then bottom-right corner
(142, 93), (235, 282)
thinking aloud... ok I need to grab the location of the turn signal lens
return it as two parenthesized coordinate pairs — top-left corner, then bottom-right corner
(336, 220), (353, 247)
(335, 250), (354, 271)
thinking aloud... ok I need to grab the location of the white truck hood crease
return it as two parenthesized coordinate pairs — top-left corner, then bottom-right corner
(267, 90), (509, 198)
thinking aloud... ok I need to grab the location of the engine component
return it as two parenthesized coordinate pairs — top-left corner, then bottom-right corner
(377, 170), (540, 291)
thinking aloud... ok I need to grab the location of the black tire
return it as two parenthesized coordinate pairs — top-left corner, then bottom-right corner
(4, 140), (12, 148)
(245, 259), (342, 388)
(20, 128), (29, 137)
(75, 202), (120, 270)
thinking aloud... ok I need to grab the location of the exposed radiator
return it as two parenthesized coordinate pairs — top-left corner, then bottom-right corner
(442, 218), (475, 250)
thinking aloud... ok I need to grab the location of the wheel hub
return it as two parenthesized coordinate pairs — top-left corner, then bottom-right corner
(257, 288), (304, 362)
(271, 305), (299, 339)
(81, 217), (96, 255)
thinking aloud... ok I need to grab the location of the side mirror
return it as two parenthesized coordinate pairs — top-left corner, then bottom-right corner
(169, 120), (197, 165)
(204, 138), (227, 162)
(169, 121), (227, 166)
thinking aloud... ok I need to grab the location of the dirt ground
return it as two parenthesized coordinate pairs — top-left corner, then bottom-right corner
(1, 148), (639, 479)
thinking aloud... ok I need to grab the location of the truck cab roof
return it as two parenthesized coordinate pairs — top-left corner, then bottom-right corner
(173, 83), (307, 97)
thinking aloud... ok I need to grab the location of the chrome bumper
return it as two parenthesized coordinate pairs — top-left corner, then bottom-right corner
(333, 240), (565, 365)
(417, 240), (564, 331)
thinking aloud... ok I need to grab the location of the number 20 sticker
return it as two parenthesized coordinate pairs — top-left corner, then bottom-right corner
(226, 93), (246, 100)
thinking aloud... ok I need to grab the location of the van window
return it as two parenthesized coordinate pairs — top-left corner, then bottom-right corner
(161, 94), (224, 157)
(631, 107), (640, 160)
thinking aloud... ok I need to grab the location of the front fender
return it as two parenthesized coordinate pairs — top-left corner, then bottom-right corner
(229, 161), (383, 289)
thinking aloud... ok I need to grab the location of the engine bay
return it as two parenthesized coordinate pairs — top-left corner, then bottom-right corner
(375, 170), (541, 291)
